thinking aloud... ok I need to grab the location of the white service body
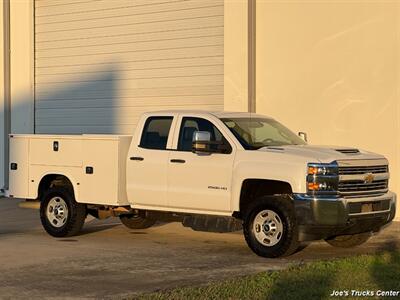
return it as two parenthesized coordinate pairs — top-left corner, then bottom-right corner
(9, 134), (132, 206)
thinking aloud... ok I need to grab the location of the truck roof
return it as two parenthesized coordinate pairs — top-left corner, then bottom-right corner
(148, 110), (272, 119)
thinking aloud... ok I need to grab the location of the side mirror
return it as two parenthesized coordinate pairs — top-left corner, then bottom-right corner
(192, 131), (232, 154)
(192, 131), (211, 153)
(298, 132), (308, 142)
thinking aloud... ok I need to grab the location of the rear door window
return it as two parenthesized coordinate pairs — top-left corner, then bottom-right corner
(140, 117), (173, 150)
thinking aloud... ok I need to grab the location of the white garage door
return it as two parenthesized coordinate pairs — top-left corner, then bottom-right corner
(34, 0), (224, 134)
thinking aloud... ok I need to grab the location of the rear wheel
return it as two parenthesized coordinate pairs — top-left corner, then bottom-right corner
(119, 210), (156, 229)
(40, 187), (86, 237)
(325, 232), (371, 248)
(243, 195), (299, 258)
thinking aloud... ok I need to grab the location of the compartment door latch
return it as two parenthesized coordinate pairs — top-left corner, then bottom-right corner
(53, 141), (59, 152)
(86, 166), (94, 174)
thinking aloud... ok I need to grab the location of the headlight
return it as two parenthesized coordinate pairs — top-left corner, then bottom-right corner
(307, 164), (338, 176)
(307, 163), (338, 194)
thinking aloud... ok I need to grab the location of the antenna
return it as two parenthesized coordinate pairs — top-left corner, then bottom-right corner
(248, 0), (256, 114)
(248, 0), (256, 135)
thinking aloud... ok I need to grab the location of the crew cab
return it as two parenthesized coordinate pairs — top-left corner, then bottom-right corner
(7, 111), (396, 258)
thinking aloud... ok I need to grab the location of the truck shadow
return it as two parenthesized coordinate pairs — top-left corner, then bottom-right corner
(265, 262), (337, 300)
(77, 220), (177, 236)
(369, 238), (400, 293)
(78, 218), (121, 235)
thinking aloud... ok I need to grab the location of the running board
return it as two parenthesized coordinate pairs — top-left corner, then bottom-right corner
(182, 215), (242, 233)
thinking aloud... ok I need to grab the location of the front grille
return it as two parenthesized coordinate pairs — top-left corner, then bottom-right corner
(338, 165), (388, 175)
(339, 180), (388, 194)
(337, 160), (389, 198)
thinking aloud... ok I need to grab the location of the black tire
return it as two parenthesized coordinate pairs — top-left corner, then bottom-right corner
(243, 195), (299, 258)
(119, 211), (156, 229)
(40, 187), (86, 237)
(325, 232), (371, 248)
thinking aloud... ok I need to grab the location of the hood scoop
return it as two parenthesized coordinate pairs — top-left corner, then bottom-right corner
(266, 146), (284, 151)
(335, 148), (360, 155)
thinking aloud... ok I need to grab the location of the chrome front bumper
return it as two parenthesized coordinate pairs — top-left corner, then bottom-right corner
(293, 191), (396, 241)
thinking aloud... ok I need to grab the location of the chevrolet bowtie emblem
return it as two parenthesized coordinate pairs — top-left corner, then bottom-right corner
(364, 173), (375, 184)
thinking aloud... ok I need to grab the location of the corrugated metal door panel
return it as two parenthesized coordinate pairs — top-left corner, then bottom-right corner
(36, 84), (224, 102)
(36, 0), (220, 24)
(35, 0), (224, 134)
(36, 25), (224, 52)
(36, 55), (224, 76)
(35, 45), (224, 69)
(35, 0), (195, 15)
(36, 15), (224, 44)
(36, 95), (223, 110)
(36, 36), (224, 60)
(36, 65), (224, 85)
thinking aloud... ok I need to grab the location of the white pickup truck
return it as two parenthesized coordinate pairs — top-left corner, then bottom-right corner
(7, 110), (396, 258)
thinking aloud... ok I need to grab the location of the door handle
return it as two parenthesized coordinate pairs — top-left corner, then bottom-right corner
(130, 156), (144, 161)
(170, 159), (186, 164)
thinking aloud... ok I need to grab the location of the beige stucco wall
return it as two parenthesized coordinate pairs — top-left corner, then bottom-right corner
(254, 0), (399, 219)
(224, 0), (248, 112)
(0, 0), (34, 190)
(10, 0), (34, 134)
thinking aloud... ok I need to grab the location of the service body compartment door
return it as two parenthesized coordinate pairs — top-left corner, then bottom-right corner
(9, 136), (30, 198)
(30, 137), (83, 167)
(80, 139), (121, 205)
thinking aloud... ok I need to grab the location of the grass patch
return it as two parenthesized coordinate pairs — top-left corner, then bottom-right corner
(136, 251), (400, 300)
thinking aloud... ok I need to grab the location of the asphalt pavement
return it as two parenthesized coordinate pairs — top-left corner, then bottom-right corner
(0, 198), (398, 299)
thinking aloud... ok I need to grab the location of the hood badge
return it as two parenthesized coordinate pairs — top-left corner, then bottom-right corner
(364, 173), (375, 184)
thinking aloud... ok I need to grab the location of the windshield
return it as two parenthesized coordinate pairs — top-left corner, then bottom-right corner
(221, 117), (306, 150)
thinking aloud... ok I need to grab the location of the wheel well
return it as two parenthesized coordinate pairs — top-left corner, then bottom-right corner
(239, 179), (293, 214)
(38, 174), (74, 200)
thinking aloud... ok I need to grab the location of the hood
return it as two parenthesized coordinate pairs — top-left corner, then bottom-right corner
(257, 145), (385, 163)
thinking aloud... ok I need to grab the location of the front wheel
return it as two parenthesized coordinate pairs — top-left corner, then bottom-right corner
(243, 195), (299, 258)
(325, 232), (371, 248)
(40, 187), (86, 237)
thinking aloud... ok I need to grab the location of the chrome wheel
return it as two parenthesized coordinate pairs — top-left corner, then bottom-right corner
(46, 197), (68, 228)
(253, 209), (283, 247)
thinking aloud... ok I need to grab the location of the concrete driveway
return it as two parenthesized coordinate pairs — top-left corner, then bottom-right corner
(0, 198), (398, 299)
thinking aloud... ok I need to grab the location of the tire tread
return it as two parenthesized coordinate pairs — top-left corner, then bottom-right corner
(243, 195), (299, 258)
(40, 187), (86, 237)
